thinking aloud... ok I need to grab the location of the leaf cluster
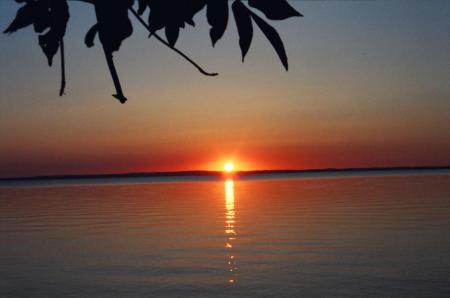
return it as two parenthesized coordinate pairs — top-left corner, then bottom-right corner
(4, 0), (302, 103)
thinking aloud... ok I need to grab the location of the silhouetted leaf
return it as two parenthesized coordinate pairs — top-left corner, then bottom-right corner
(84, 24), (98, 48)
(148, 0), (206, 46)
(165, 26), (180, 47)
(38, 32), (59, 66)
(40, 0), (70, 66)
(206, 0), (229, 46)
(33, 1), (51, 33)
(137, 0), (149, 15)
(3, 2), (33, 34)
(249, 0), (302, 20)
(5, 0), (69, 66)
(232, 0), (253, 62)
(249, 9), (289, 70)
(94, 0), (133, 53)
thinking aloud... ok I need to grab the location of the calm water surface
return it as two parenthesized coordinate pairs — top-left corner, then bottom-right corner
(1, 173), (450, 297)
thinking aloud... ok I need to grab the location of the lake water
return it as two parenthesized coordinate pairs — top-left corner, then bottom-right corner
(1, 172), (450, 297)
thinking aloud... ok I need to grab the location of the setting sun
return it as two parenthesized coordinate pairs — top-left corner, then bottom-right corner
(224, 162), (234, 173)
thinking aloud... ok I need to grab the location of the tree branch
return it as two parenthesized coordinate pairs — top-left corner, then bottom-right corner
(102, 46), (127, 104)
(59, 39), (66, 96)
(67, 1), (218, 77)
(129, 7), (218, 77)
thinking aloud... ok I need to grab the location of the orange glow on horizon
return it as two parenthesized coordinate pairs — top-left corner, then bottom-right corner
(203, 155), (256, 172)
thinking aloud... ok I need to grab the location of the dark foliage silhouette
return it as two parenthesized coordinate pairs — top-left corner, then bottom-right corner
(4, 0), (302, 103)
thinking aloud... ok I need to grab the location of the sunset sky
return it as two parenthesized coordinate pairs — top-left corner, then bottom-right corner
(1, 0), (450, 178)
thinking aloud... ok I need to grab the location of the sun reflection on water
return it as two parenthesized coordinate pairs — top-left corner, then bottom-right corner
(225, 179), (238, 284)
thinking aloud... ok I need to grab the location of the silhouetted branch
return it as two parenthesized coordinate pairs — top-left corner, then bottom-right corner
(102, 46), (127, 104)
(59, 39), (66, 96)
(129, 7), (218, 77)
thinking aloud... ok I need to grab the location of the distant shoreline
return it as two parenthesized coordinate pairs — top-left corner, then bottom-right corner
(1, 166), (449, 182)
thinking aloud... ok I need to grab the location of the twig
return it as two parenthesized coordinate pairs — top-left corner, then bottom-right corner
(102, 46), (127, 104)
(59, 39), (66, 96)
(129, 7), (218, 77)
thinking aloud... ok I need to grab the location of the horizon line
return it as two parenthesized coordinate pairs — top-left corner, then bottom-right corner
(1, 165), (449, 182)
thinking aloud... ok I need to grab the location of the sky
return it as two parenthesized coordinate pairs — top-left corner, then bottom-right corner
(1, 0), (450, 178)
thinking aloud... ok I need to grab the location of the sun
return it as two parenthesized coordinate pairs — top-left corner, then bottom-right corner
(224, 162), (234, 173)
